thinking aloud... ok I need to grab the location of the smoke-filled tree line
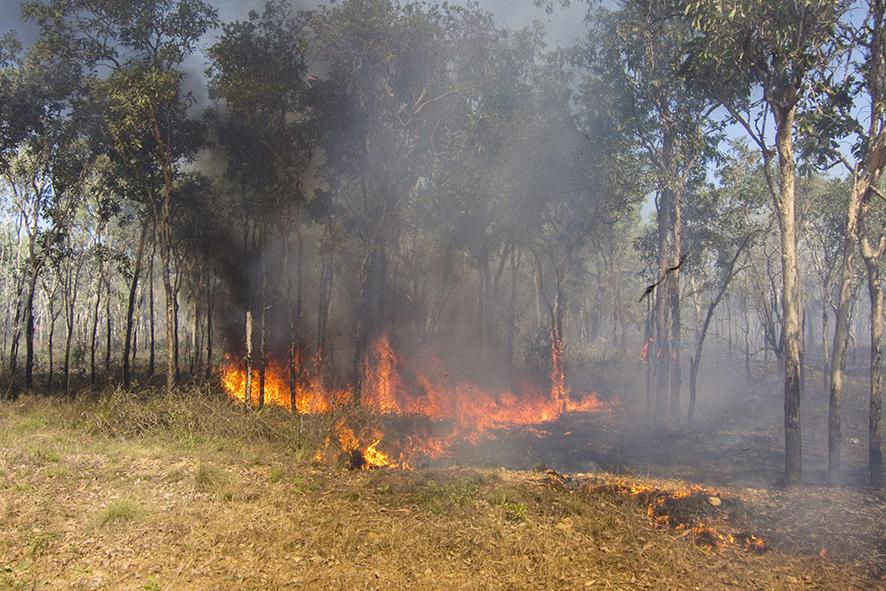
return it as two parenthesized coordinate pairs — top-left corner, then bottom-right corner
(0, 0), (884, 486)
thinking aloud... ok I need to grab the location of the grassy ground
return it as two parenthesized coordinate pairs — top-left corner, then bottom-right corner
(0, 391), (882, 590)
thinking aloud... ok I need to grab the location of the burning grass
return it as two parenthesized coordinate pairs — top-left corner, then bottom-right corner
(546, 473), (769, 553)
(221, 335), (604, 468)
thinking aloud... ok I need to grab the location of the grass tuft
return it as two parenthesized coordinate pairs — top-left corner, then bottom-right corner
(194, 463), (228, 493)
(415, 477), (481, 513)
(99, 498), (143, 526)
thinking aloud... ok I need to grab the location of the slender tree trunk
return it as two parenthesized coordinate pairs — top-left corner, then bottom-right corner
(152, 116), (177, 396)
(24, 273), (37, 389)
(244, 309), (253, 408)
(173, 268), (180, 381)
(205, 276), (212, 381)
(865, 258), (883, 487)
(89, 272), (101, 386)
(506, 250), (519, 370)
(654, 195), (672, 420)
(191, 292), (200, 376)
(774, 106), (803, 486)
(284, 230), (297, 413)
(123, 224), (148, 387)
(549, 285), (567, 412)
(64, 312), (73, 396)
(258, 245), (267, 410)
(8, 283), (23, 378)
(104, 278), (111, 375)
(670, 185), (683, 422)
(46, 304), (56, 389)
(827, 175), (864, 482)
(821, 303), (829, 394)
(149, 245), (156, 377)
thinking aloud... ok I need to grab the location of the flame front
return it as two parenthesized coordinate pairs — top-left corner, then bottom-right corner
(221, 336), (602, 468)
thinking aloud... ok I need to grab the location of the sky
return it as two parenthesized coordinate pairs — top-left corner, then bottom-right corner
(0, 0), (588, 48)
(0, 0), (588, 111)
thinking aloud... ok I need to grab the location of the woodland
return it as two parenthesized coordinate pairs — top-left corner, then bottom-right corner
(1, 1), (886, 587)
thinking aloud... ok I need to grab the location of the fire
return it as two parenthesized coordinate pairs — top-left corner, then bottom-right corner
(581, 479), (767, 553)
(221, 336), (603, 468)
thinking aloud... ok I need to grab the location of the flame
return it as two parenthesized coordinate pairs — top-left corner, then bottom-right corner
(221, 336), (602, 468)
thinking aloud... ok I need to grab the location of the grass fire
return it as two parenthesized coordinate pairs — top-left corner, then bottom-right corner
(1, 0), (886, 589)
(221, 335), (602, 468)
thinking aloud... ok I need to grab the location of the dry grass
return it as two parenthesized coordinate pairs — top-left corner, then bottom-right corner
(0, 391), (881, 590)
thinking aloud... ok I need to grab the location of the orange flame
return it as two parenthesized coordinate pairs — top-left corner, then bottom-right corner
(221, 336), (602, 468)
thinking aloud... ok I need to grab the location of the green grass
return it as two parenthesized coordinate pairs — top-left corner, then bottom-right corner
(98, 499), (144, 527)
(194, 462), (228, 493)
(268, 466), (287, 483)
(497, 497), (530, 523)
(414, 477), (481, 513)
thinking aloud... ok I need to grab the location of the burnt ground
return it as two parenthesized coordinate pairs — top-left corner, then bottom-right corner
(443, 354), (886, 581)
(449, 354), (874, 487)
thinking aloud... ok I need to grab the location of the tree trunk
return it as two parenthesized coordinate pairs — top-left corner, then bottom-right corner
(284, 230), (298, 413)
(549, 286), (567, 412)
(774, 105), (803, 486)
(506, 250), (519, 370)
(152, 116), (177, 396)
(258, 246), (267, 410)
(89, 271), (102, 386)
(821, 304), (829, 394)
(654, 195), (672, 420)
(123, 224), (148, 387)
(46, 302), (56, 389)
(244, 309), (253, 408)
(149, 243), (156, 377)
(104, 278), (111, 374)
(23, 272), (37, 389)
(827, 174), (864, 483)
(687, 237), (749, 428)
(669, 185), (683, 422)
(205, 276), (213, 381)
(865, 258), (883, 487)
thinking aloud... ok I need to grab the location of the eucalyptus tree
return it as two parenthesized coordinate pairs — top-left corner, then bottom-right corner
(586, 0), (717, 422)
(208, 0), (319, 409)
(24, 0), (219, 394)
(682, 141), (768, 427)
(681, 0), (847, 485)
(789, 0), (886, 484)
(309, 0), (499, 398)
(0, 31), (85, 390)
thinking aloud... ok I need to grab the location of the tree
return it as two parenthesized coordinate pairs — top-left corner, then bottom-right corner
(309, 0), (498, 399)
(683, 142), (767, 426)
(588, 0), (717, 422)
(26, 0), (219, 394)
(208, 0), (319, 409)
(682, 0), (847, 485)
(0, 32), (83, 389)
(796, 0), (886, 484)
